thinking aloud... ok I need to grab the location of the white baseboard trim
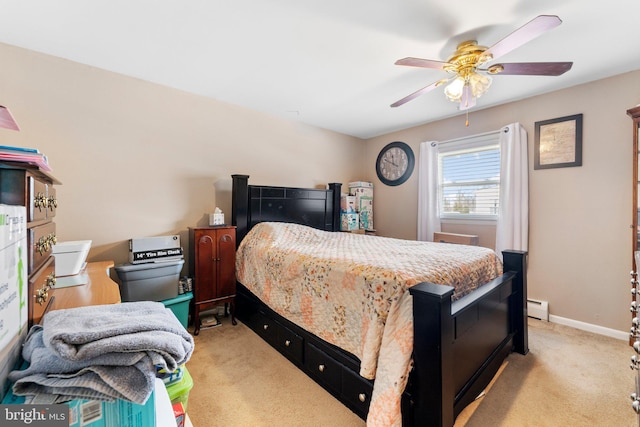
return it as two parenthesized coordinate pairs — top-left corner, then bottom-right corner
(548, 314), (628, 341)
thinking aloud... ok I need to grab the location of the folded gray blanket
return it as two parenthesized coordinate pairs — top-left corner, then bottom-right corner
(43, 301), (194, 369)
(9, 301), (195, 404)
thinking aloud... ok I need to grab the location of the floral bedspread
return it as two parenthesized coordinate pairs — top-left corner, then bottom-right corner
(235, 222), (502, 426)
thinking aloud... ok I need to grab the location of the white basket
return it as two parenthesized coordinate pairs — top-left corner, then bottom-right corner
(52, 240), (92, 276)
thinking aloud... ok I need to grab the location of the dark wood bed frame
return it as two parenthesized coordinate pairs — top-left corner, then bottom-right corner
(231, 174), (528, 426)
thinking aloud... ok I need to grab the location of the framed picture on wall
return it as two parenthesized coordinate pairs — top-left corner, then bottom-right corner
(534, 113), (583, 170)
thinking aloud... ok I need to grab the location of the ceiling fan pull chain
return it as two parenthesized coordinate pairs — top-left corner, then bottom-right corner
(465, 110), (469, 127)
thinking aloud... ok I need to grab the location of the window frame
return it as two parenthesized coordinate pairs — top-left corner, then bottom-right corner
(436, 131), (501, 222)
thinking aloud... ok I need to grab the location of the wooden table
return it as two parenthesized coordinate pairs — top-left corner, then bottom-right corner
(52, 260), (121, 311)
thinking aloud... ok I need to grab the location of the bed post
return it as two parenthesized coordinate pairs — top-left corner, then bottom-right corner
(408, 282), (455, 427)
(327, 182), (342, 231)
(231, 174), (250, 245)
(502, 250), (529, 355)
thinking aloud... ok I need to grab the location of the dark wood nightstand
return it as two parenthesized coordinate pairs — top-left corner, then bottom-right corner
(189, 226), (237, 335)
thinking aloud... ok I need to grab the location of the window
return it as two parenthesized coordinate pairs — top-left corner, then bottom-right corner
(437, 132), (500, 220)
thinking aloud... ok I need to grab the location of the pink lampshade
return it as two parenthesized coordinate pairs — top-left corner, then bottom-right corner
(0, 106), (20, 131)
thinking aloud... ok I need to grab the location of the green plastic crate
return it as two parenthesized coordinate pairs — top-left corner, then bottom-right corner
(166, 365), (193, 410)
(162, 292), (193, 329)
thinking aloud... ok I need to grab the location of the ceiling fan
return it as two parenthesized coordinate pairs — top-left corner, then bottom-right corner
(390, 15), (573, 111)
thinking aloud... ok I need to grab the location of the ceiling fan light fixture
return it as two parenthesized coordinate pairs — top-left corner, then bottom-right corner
(444, 76), (466, 102)
(444, 72), (492, 104)
(469, 73), (492, 98)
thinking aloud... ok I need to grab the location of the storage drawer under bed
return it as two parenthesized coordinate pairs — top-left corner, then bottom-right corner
(236, 284), (372, 418)
(252, 310), (304, 366)
(305, 342), (342, 394)
(276, 321), (304, 364)
(342, 367), (373, 415)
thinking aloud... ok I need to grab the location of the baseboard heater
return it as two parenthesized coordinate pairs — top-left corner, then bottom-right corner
(527, 298), (549, 321)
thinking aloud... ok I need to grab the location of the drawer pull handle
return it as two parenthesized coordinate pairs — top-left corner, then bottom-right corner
(263, 324), (269, 330)
(46, 273), (56, 288)
(35, 286), (49, 305)
(36, 237), (49, 255)
(34, 271), (57, 305)
(284, 340), (291, 347)
(48, 196), (57, 210)
(318, 364), (325, 372)
(35, 193), (47, 211)
(359, 393), (366, 403)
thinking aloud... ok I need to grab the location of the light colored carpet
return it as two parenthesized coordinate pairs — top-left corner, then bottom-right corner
(185, 318), (364, 427)
(456, 319), (636, 427)
(185, 317), (637, 426)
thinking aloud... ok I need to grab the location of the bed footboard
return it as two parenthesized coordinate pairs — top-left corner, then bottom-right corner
(406, 250), (528, 426)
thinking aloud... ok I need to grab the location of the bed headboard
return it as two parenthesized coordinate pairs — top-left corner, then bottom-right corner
(231, 175), (342, 244)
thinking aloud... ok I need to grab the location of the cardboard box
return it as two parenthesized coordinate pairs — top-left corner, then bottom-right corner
(173, 402), (185, 427)
(358, 196), (373, 228)
(348, 182), (373, 208)
(340, 213), (359, 231)
(358, 196), (374, 230)
(348, 181), (373, 189)
(433, 232), (479, 246)
(340, 195), (356, 213)
(66, 391), (156, 427)
(128, 235), (183, 264)
(0, 205), (28, 401)
(2, 384), (156, 427)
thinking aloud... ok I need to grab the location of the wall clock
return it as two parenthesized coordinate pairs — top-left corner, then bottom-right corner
(376, 141), (415, 186)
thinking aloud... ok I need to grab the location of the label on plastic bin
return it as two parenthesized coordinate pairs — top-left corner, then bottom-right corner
(131, 248), (183, 263)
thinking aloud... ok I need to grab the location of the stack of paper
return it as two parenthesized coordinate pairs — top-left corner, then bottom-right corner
(0, 145), (51, 171)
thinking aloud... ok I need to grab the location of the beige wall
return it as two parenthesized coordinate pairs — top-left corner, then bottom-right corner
(0, 42), (365, 268)
(2, 41), (638, 334)
(366, 70), (640, 333)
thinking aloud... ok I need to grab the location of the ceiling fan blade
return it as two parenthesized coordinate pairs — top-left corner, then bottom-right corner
(0, 106), (19, 131)
(394, 57), (449, 70)
(484, 62), (573, 76)
(483, 15), (562, 61)
(390, 79), (447, 108)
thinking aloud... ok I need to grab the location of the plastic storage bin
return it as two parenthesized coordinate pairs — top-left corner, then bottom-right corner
(52, 240), (92, 276)
(162, 292), (193, 328)
(115, 259), (184, 302)
(165, 365), (193, 410)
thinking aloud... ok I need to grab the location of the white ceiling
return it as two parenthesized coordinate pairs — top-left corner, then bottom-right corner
(0, 1), (639, 139)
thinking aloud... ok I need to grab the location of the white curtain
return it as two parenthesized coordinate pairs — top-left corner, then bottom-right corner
(495, 123), (529, 257)
(417, 141), (441, 241)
